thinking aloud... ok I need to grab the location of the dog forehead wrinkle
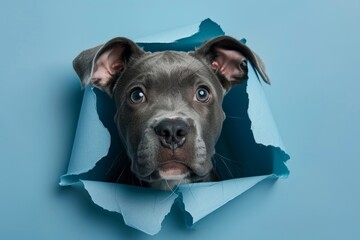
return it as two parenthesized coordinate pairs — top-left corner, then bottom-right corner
(136, 52), (187, 69)
(145, 51), (192, 65)
(139, 51), (206, 80)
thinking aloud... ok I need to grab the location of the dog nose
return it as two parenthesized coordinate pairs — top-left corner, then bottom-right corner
(154, 119), (189, 149)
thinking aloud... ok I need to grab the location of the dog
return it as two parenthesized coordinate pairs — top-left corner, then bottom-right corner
(73, 36), (269, 190)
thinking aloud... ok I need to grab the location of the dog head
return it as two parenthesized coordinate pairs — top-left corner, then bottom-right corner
(73, 36), (269, 190)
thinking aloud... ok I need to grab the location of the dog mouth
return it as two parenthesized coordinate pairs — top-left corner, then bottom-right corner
(132, 127), (213, 187)
(134, 159), (195, 183)
(158, 161), (190, 180)
(135, 159), (212, 186)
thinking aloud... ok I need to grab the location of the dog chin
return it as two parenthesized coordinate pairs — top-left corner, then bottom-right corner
(159, 168), (189, 180)
(141, 162), (189, 190)
(159, 161), (190, 177)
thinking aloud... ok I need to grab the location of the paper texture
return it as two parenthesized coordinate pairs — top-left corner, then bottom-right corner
(60, 18), (289, 235)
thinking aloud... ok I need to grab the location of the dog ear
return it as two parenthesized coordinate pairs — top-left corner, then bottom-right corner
(194, 36), (270, 91)
(73, 37), (145, 96)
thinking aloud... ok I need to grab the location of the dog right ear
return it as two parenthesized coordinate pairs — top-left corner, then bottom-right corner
(193, 36), (270, 93)
(73, 37), (145, 96)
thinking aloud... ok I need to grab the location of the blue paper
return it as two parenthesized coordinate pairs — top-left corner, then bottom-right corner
(81, 180), (178, 235)
(178, 175), (270, 224)
(60, 19), (290, 235)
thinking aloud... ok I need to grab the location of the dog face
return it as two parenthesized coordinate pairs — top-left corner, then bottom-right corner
(73, 36), (269, 190)
(112, 51), (225, 189)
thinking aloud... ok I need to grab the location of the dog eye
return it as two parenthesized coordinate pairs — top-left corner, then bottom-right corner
(195, 87), (210, 102)
(130, 88), (146, 104)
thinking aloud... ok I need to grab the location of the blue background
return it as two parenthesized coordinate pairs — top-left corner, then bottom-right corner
(1, 0), (359, 239)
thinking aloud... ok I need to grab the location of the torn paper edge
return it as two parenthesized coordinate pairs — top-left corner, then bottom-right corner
(60, 87), (110, 185)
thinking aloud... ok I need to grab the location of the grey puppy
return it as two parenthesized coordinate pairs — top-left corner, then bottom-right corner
(73, 36), (269, 190)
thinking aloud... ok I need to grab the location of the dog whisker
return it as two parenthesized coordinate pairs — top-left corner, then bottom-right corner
(225, 115), (244, 120)
(105, 160), (116, 176)
(158, 180), (179, 203)
(105, 153), (121, 175)
(160, 190), (177, 203)
(215, 152), (241, 164)
(166, 180), (178, 195)
(213, 154), (234, 179)
(172, 181), (181, 193)
(115, 166), (127, 183)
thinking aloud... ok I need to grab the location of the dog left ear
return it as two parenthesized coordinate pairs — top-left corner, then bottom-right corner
(193, 36), (270, 91)
(73, 37), (145, 96)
